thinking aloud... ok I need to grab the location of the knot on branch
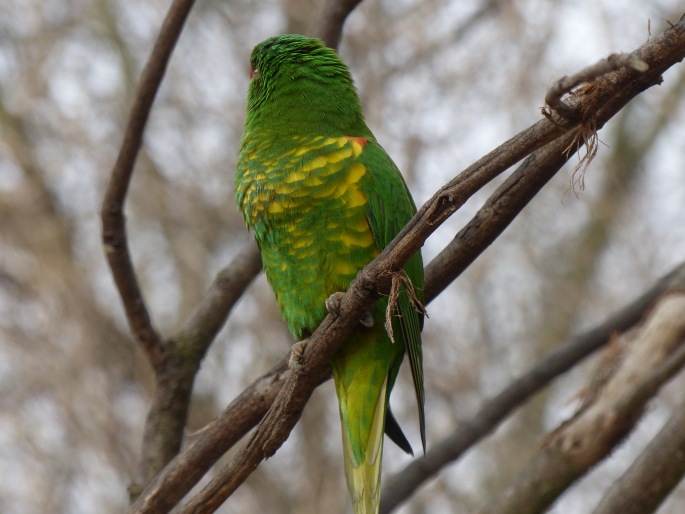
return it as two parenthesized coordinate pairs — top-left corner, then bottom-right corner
(428, 193), (457, 226)
(545, 52), (649, 121)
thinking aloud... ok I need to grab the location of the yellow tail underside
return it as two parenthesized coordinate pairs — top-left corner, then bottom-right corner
(340, 376), (388, 514)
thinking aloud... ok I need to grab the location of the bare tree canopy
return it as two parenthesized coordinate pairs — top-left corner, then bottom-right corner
(2, 1), (685, 513)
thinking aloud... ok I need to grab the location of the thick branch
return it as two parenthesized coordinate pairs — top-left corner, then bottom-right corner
(423, 127), (576, 301)
(591, 398), (685, 514)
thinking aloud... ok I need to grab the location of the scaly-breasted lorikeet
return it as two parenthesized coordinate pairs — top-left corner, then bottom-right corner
(235, 34), (425, 514)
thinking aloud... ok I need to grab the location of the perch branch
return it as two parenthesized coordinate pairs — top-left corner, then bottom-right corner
(174, 19), (685, 513)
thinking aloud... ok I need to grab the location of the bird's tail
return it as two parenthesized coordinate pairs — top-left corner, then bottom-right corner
(337, 376), (388, 514)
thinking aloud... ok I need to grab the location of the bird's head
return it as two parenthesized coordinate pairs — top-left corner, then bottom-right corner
(244, 34), (368, 136)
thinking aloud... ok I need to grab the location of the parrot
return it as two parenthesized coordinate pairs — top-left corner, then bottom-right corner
(234, 34), (425, 514)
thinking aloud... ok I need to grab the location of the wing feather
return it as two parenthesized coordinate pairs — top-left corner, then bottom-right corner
(361, 141), (426, 451)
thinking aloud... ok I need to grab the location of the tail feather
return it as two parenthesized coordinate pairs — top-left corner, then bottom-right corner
(340, 376), (388, 514)
(385, 407), (413, 456)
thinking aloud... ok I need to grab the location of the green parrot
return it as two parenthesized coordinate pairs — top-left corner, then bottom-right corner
(235, 34), (425, 514)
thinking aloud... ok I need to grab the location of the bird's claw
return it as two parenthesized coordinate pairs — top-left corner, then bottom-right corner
(325, 292), (345, 317)
(359, 310), (374, 328)
(325, 291), (374, 328)
(289, 338), (309, 371)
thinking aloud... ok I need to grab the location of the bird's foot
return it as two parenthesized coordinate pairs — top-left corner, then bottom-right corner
(359, 310), (374, 328)
(289, 338), (309, 371)
(325, 292), (345, 317)
(325, 291), (374, 328)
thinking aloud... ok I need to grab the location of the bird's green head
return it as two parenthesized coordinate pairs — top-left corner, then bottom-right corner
(244, 34), (370, 136)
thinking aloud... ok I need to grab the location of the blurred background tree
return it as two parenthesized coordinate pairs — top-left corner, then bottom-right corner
(1, 0), (684, 513)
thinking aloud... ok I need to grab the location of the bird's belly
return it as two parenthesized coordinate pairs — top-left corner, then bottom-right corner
(258, 203), (378, 339)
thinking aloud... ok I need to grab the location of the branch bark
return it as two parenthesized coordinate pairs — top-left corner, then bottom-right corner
(592, 397), (685, 514)
(314, 0), (364, 48)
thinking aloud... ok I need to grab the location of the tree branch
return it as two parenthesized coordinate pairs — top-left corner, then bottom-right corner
(128, 358), (306, 514)
(101, 0), (196, 369)
(314, 0), (364, 49)
(128, 242), (262, 500)
(98, 0), (213, 499)
(423, 127), (576, 302)
(545, 52), (649, 120)
(475, 292), (685, 514)
(99, 0), (268, 500)
(127, 132), (656, 514)
(591, 398), (685, 514)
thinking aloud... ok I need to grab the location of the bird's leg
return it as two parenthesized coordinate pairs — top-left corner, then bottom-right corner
(359, 310), (374, 328)
(325, 291), (345, 317)
(325, 291), (374, 328)
(289, 338), (310, 371)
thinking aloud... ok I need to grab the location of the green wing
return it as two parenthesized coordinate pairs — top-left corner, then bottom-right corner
(361, 141), (426, 451)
